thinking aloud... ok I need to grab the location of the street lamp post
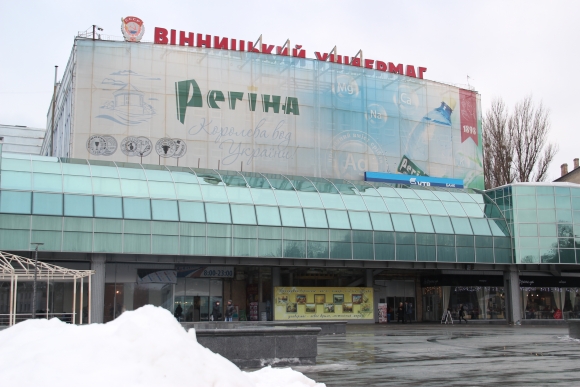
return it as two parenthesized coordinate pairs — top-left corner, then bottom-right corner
(30, 243), (44, 319)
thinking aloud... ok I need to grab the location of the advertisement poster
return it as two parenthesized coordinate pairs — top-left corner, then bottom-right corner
(274, 287), (374, 321)
(378, 303), (388, 323)
(69, 40), (483, 188)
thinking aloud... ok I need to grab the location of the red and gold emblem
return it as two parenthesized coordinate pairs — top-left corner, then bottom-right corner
(121, 16), (145, 42)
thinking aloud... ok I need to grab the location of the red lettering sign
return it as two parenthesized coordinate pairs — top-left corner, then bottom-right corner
(153, 26), (427, 79)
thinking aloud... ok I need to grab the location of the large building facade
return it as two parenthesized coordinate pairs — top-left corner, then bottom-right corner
(2, 30), (577, 325)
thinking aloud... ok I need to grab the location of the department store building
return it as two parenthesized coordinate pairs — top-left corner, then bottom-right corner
(1, 23), (578, 324)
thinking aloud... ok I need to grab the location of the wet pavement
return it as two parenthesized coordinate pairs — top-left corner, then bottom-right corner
(295, 323), (580, 386)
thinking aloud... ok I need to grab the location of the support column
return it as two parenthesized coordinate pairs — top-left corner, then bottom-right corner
(365, 269), (373, 288)
(272, 267), (281, 289)
(503, 265), (521, 324)
(90, 254), (106, 324)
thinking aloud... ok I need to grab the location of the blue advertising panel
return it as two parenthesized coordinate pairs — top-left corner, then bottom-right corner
(365, 171), (464, 188)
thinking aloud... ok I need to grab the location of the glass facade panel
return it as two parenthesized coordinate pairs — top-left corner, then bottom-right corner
(369, 212), (393, 231)
(537, 195), (555, 209)
(470, 218), (492, 236)
(121, 179), (149, 198)
(391, 214), (414, 232)
(284, 240), (306, 258)
(200, 185), (229, 203)
(2, 158), (31, 172)
(230, 204), (257, 225)
(94, 196), (123, 218)
(451, 217), (473, 235)
(255, 206), (281, 226)
(417, 245), (436, 261)
(175, 183), (203, 201)
(320, 193), (345, 209)
(539, 223), (557, 237)
(423, 200), (448, 216)
(205, 203), (232, 224)
(297, 192), (324, 208)
(397, 245), (416, 261)
(92, 177), (122, 196)
(123, 198), (151, 220)
(274, 190), (301, 207)
(32, 193), (62, 216)
(342, 195), (367, 211)
(537, 209), (556, 223)
(431, 216), (454, 234)
(63, 175), (92, 194)
(404, 199), (429, 215)
(178, 201), (205, 222)
(462, 203), (485, 217)
(348, 211), (372, 230)
(360, 195), (386, 212)
(226, 186), (254, 204)
(395, 189), (419, 199)
(517, 209), (537, 223)
(64, 194), (93, 217)
(519, 224), (538, 237)
(280, 207), (305, 227)
(517, 195), (536, 209)
(411, 215), (434, 233)
(326, 210), (351, 229)
(32, 160), (61, 174)
(151, 200), (179, 221)
(148, 181), (176, 199)
(303, 209), (328, 228)
(556, 210), (572, 223)
(33, 173), (62, 192)
(443, 202), (466, 217)
(383, 197), (408, 213)
(1, 171), (32, 190)
(251, 189), (277, 206)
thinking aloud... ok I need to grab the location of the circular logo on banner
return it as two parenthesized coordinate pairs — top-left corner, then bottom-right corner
(121, 16), (145, 42)
(86, 135), (117, 156)
(155, 138), (177, 158)
(325, 130), (388, 181)
(395, 85), (421, 117)
(172, 139), (187, 158)
(102, 136), (118, 156)
(331, 75), (360, 100)
(120, 136), (152, 157)
(365, 104), (388, 130)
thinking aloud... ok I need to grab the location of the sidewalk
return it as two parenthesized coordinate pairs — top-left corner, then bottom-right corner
(296, 324), (579, 386)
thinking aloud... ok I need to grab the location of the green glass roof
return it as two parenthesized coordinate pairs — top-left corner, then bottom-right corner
(0, 152), (508, 236)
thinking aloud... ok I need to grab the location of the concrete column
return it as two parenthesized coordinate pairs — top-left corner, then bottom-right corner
(272, 267), (281, 289)
(365, 269), (373, 288)
(503, 265), (522, 324)
(91, 254), (106, 323)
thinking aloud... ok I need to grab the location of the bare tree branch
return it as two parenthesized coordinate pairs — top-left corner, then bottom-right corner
(482, 96), (557, 188)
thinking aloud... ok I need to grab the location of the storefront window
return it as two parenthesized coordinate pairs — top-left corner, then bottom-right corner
(521, 288), (580, 319)
(422, 285), (505, 321)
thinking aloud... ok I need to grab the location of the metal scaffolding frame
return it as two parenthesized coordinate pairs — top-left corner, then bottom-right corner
(0, 251), (94, 326)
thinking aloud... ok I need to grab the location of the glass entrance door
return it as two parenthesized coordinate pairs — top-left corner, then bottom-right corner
(422, 287), (442, 321)
(174, 278), (222, 322)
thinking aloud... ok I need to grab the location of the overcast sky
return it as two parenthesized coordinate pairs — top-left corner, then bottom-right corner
(1, 0), (578, 181)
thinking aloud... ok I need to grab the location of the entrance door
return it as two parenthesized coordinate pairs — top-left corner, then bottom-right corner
(174, 278), (222, 322)
(422, 288), (442, 322)
(375, 280), (416, 322)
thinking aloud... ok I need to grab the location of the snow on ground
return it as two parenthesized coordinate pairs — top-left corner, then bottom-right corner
(0, 305), (325, 387)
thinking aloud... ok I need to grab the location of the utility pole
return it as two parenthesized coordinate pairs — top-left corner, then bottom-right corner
(30, 243), (44, 319)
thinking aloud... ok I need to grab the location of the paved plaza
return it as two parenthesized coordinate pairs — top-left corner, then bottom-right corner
(296, 324), (580, 387)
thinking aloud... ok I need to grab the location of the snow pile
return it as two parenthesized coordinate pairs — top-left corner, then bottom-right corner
(0, 305), (324, 387)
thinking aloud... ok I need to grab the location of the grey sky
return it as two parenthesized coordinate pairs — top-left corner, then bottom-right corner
(1, 0), (578, 181)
